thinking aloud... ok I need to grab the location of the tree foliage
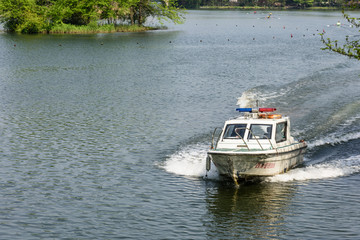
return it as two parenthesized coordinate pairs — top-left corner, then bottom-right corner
(0, 0), (185, 33)
(320, 4), (360, 60)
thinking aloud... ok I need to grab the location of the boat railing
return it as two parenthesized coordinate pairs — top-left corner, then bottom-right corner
(234, 128), (250, 150)
(235, 127), (276, 151)
(210, 127), (223, 150)
(263, 135), (277, 152)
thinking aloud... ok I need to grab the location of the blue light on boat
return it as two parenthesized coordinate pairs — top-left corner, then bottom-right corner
(236, 108), (252, 112)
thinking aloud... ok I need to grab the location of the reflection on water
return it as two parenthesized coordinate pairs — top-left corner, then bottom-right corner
(205, 182), (296, 239)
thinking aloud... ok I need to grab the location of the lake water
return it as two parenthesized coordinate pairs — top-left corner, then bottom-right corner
(1, 10), (360, 239)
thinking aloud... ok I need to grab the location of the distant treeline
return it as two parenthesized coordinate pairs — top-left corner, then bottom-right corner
(177, 0), (347, 9)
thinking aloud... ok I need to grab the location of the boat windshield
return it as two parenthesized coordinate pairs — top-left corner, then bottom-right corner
(223, 124), (247, 139)
(275, 122), (287, 142)
(248, 124), (272, 139)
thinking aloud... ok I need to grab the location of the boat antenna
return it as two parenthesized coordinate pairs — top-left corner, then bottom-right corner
(256, 100), (259, 108)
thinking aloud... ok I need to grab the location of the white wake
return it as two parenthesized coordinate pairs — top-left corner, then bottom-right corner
(161, 143), (219, 180)
(266, 155), (360, 182)
(307, 131), (360, 149)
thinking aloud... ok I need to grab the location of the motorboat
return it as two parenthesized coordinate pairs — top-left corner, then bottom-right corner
(206, 106), (307, 183)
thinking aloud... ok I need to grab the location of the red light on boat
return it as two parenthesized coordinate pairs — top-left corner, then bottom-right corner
(259, 108), (276, 112)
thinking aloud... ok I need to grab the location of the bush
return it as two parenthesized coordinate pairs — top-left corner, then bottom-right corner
(47, 22), (158, 34)
(20, 21), (40, 34)
(3, 18), (20, 32)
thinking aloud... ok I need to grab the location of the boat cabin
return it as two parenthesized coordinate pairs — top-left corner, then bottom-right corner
(215, 108), (293, 151)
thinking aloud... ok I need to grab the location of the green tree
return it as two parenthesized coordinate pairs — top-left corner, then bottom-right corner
(149, 0), (186, 25)
(320, 7), (360, 60)
(177, 0), (200, 9)
(292, 0), (314, 8)
(129, 0), (185, 26)
(47, 0), (99, 25)
(0, 0), (45, 33)
(0, 0), (185, 33)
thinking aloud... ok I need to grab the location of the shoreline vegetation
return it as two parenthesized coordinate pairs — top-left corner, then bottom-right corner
(39, 23), (162, 34)
(0, 23), (164, 34)
(0, 0), (184, 34)
(0, 22), (163, 35)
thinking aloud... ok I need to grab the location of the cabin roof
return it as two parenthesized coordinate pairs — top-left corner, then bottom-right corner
(225, 115), (288, 125)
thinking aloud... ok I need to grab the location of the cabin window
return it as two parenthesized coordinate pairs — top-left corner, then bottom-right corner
(248, 124), (272, 140)
(223, 124), (247, 139)
(275, 122), (287, 143)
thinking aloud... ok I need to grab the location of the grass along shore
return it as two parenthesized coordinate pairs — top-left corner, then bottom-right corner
(0, 22), (163, 34)
(46, 23), (162, 34)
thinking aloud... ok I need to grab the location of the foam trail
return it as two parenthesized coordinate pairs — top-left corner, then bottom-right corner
(162, 143), (219, 179)
(236, 91), (260, 108)
(308, 131), (360, 149)
(266, 155), (360, 182)
(236, 87), (284, 108)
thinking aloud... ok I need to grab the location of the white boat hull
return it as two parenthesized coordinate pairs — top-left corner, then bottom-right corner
(208, 143), (306, 182)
